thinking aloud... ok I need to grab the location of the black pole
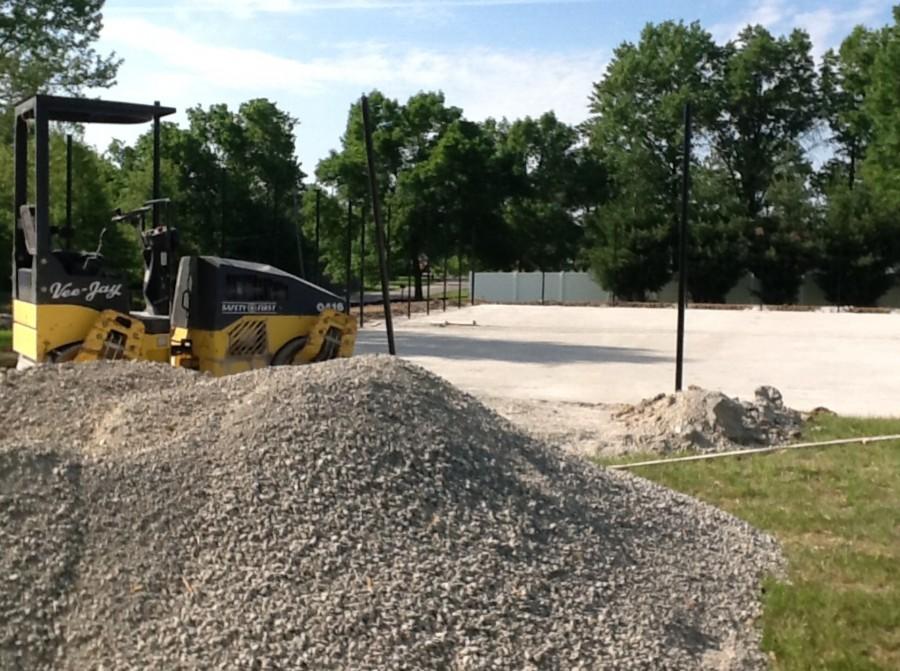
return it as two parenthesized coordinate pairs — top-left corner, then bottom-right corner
(541, 270), (546, 305)
(35, 114), (50, 253)
(65, 134), (72, 249)
(315, 188), (321, 284)
(426, 269), (431, 315)
(675, 102), (692, 392)
(293, 188), (305, 278)
(612, 218), (619, 305)
(359, 207), (365, 328)
(457, 244), (463, 309)
(407, 217), (413, 318)
(407, 250), (413, 319)
(442, 258), (448, 312)
(470, 226), (477, 306)
(152, 101), (161, 229)
(361, 94), (396, 355)
(220, 167), (226, 256)
(345, 199), (352, 314)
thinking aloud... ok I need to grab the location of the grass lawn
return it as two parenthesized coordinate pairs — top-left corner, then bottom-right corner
(0, 328), (11, 351)
(604, 415), (900, 670)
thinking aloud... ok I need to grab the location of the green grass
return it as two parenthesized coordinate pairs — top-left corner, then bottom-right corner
(0, 329), (11, 352)
(603, 415), (900, 671)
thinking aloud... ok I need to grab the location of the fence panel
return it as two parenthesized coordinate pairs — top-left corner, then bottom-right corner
(469, 271), (900, 308)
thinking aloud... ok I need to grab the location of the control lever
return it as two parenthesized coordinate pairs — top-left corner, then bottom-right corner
(82, 228), (107, 270)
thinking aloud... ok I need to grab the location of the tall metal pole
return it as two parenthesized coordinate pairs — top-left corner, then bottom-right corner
(361, 94), (396, 355)
(220, 166), (226, 256)
(345, 199), (352, 314)
(293, 187), (304, 277)
(442, 257), (448, 312)
(359, 208), (365, 328)
(457, 247), (463, 309)
(314, 188), (321, 284)
(541, 270), (546, 305)
(675, 102), (692, 392)
(470, 227), (476, 306)
(407, 221), (413, 319)
(65, 134), (73, 249)
(407, 259), (413, 318)
(612, 218), (619, 305)
(152, 101), (161, 229)
(34, 112), (50, 254)
(426, 269), (431, 315)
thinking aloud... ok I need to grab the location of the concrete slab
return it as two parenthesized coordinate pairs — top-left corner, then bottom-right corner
(357, 304), (900, 417)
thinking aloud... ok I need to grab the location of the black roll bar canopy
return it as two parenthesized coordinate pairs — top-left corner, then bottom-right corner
(15, 95), (175, 124)
(13, 95), (176, 264)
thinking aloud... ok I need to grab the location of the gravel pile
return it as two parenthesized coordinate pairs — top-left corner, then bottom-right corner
(1, 357), (782, 670)
(612, 386), (804, 454)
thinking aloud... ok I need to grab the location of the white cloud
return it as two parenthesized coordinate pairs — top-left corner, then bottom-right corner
(711, 0), (889, 55)
(85, 17), (607, 169)
(119, 0), (592, 17)
(793, 2), (883, 57)
(710, 0), (786, 41)
(101, 18), (396, 95)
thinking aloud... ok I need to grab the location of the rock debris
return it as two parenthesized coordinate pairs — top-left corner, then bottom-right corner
(612, 386), (804, 454)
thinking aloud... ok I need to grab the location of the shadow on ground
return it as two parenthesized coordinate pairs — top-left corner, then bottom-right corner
(356, 330), (668, 365)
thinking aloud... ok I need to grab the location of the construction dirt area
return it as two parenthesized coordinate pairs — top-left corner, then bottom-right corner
(357, 304), (900, 457)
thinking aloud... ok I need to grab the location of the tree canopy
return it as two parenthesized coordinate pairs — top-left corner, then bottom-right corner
(0, 0), (120, 111)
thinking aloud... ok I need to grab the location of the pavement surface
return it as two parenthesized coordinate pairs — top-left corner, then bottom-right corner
(356, 304), (900, 417)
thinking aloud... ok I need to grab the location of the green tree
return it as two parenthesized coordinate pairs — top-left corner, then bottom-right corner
(820, 26), (883, 188)
(815, 181), (898, 306)
(688, 163), (749, 303)
(300, 187), (346, 288)
(317, 90), (404, 205)
(864, 7), (900, 203)
(586, 149), (672, 301)
(317, 91), (474, 299)
(587, 20), (720, 299)
(813, 23), (899, 306)
(712, 26), (818, 303)
(0, 0), (120, 111)
(747, 152), (819, 304)
(500, 112), (587, 270)
(398, 118), (508, 281)
(115, 100), (306, 275)
(713, 26), (818, 220)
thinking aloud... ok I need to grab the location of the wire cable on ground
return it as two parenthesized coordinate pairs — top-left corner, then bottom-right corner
(608, 434), (900, 470)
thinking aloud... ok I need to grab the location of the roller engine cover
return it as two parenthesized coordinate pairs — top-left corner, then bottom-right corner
(172, 256), (347, 330)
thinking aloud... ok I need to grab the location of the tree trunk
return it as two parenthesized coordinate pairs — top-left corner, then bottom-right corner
(413, 260), (424, 301)
(848, 141), (856, 191)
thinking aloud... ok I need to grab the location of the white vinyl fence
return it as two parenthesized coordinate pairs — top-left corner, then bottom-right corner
(469, 271), (900, 308)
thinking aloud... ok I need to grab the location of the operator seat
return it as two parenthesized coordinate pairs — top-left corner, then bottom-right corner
(18, 205), (37, 255)
(20, 203), (106, 276)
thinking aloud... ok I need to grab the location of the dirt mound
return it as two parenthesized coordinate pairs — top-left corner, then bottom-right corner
(1, 358), (781, 669)
(613, 385), (803, 454)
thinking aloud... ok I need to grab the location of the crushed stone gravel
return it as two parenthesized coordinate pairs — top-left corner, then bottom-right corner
(1, 356), (782, 670)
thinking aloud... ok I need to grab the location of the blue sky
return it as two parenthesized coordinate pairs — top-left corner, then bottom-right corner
(86, 0), (895, 180)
